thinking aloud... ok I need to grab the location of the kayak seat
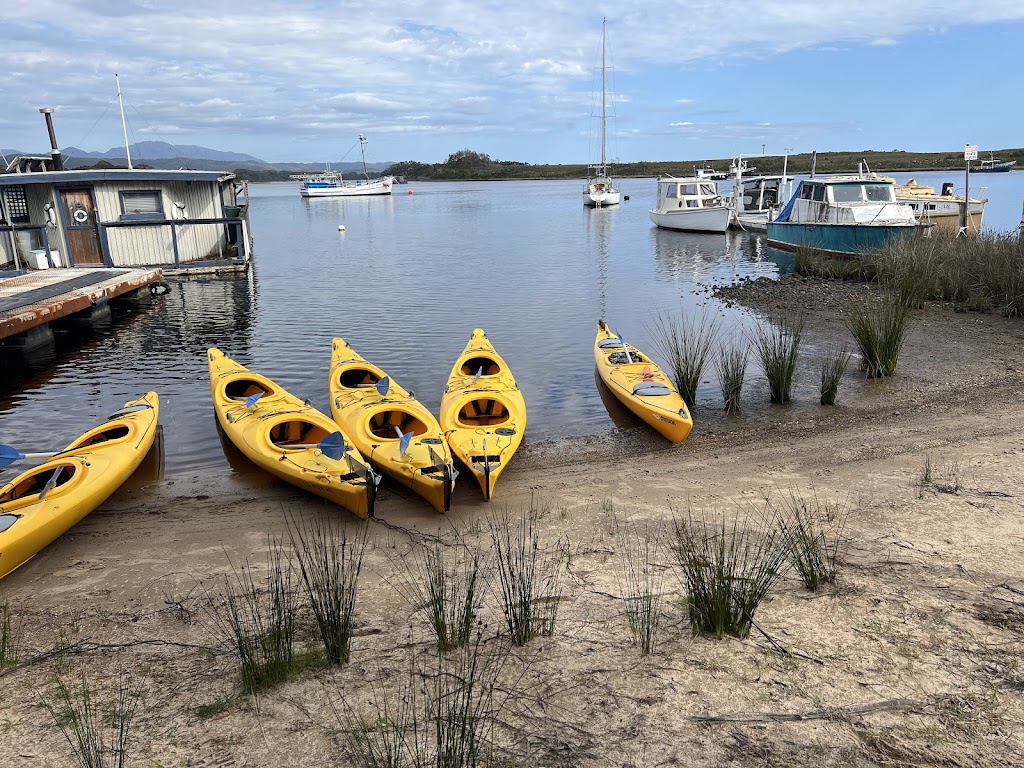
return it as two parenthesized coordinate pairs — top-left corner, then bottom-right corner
(75, 425), (131, 448)
(226, 379), (271, 401)
(369, 410), (428, 439)
(632, 382), (673, 396)
(458, 399), (510, 427)
(0, 463), (77, 503)
(269, 419), (323, 447)
(339, 368), (381, 389)
(461, 357), (500, 376)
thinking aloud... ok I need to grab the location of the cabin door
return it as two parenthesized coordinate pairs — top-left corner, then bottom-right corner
(59, 188), (106, 266)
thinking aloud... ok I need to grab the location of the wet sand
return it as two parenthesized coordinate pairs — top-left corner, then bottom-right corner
(3, 274), (1024, 767)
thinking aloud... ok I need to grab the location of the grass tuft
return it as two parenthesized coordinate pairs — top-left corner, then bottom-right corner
(819, 345), (851, 405)
(846, 294), (909, 378)
(648, 309), (719, 408)
(671, 503), (790, 639)
(1, 601), (19, 671)
(716, 342), (750, 413)
(410, 539), (484, 651)
(774, 489), (848, 591)
(616, 514), (665, 655)
(489, 506), (564, 645)
(751, 314), (804, 404)
(290, 515), (367, 665)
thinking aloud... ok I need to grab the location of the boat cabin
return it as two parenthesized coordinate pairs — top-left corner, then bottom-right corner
(781, 177), (916, 225)
(0, 166), (250, 273)
(732, 176), (792, 214)
(654, 177), (723, 212)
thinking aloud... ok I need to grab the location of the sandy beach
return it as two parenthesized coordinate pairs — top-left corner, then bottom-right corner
(3, 274), (1024, 767)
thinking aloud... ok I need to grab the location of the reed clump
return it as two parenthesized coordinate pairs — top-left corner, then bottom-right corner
(671, 504), (790, 639)
(846, 294), (909, 377)
(716, 342), (749, 413)
(290, 515), (367, 665)
(751, 314), (804, 404)
(0, 601), (19, 670)
(615, 513), (665, 655)
(44, 669), (142, 768)
(407, 538), (484, 651)
(774, 490), (848, 591)
(205, 542), (298, 692)
(819, 345), (851, 405)
(489, 506), (564, 645)
(648, 309), (719, 408)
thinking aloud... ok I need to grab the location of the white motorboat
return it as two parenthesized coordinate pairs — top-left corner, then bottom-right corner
(292, 134), (394, 198)
(649, 176), (731, 233)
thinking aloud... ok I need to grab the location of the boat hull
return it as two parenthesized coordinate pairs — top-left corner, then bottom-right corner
(974, 162), (1015, 173)
(593, 322), (692, 444)
(207, 349), (376, 518)
(329, 339), (456, 513)
(439, 329), (526, 500)
(766, 221), (924, 256)
(0, 392), (160, 580)
(649, 206), (731, 233)
(300, 179), (393, 197)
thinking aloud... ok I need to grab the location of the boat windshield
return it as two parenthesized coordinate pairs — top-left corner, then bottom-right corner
(865, 185), (895, 202)
(831, 185), (865, 203)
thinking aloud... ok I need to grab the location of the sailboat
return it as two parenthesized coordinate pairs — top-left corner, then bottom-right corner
(583, 18), (621, 208)
(291, 134), (394, 198)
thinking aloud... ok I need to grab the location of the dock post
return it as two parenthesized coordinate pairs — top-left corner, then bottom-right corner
(170, 221), (180, 268)
(2, 323), (55, 354)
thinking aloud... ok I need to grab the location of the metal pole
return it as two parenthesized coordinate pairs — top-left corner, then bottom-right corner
(116, 74), (133, 169)
(961, 158), (969, 235)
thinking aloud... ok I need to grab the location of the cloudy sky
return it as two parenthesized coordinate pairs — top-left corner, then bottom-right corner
(2, 1), (1022, 165)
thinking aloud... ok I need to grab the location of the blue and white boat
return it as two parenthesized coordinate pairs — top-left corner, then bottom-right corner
(766, 175), (926, 256)
(291, 134), (393, 198)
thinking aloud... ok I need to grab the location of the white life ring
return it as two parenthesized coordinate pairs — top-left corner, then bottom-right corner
(72, 208), (89, 223)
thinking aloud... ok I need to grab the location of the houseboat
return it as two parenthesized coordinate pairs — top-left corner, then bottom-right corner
(766, 176), (926, 256)
(0, 111), (250, 273)
(649, 177), (731, 234)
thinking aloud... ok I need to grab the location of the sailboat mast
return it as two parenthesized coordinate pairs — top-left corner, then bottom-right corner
(359, 134), (368, 179)
(116, 73), (133, 170)
(600, 17), (607, 170)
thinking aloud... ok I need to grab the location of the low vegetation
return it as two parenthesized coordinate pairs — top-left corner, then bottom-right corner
(774, 490), (848, 591)
(820, 345), (852, 405)
(0, 601), (19, 670)
(648, 309), (719, 408)
(44, 670), (142, 768)
(406, 537), (484, 651)
(752, 314), (804, 404)
(615, 512), (666, 655)
(846, 295), (909, 378)
(716, 342), (750, 413)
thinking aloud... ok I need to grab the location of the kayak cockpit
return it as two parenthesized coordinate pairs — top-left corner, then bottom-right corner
(458, 398), (510, 427)
(0, 463), (78, 503)
(369, 410), (428, 439)
(73, 424), (131, 449)
(607, 350), (647, 365)
(269, 420), (333, 450)
(460, 356), (501, 377)
(338, 368), (382, 389)
(225, 379), (274, 401)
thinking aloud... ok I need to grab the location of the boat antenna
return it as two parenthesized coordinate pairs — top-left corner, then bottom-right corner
(359, 134), (368, 179)
(116, 73), (133, 169)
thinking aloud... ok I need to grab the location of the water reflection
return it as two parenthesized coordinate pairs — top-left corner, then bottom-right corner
(586, 207), (614, 320)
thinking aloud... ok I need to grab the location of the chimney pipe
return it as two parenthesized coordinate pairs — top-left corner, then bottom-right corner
(38, 107), (64, 171)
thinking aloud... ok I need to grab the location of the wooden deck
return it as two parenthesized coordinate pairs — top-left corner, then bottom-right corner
(0, 268), (162, 340)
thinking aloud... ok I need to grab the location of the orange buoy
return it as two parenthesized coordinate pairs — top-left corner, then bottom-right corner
(407, 189), (414, 195)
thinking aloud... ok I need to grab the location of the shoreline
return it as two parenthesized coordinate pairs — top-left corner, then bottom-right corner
(4, 274), (1024, 766)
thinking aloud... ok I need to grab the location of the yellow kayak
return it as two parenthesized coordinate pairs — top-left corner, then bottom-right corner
(594, 320), (693, 443)
(439, 328), (526, 500)
(329, 338), (456, 513)
(0, 391), (160, 581)
(207, 348), (377, 518)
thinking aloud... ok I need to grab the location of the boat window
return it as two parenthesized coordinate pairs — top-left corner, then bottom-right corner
(700, 184), (716, 196)
(799, 185), (814, 200)
(681, 184), (699, 196)
(2, 186), (30, 224)
(830, 185), (862, 203)
(865, 185), (895, 202)
(120, 190), (164, 220)
(665, 185), (678, 199)
(812, 185), (828, 202)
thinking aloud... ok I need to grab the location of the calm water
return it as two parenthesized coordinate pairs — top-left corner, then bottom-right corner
(2, 171), (1022, 477)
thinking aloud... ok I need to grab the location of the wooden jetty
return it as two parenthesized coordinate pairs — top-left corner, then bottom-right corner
(0, 268), (162, 351)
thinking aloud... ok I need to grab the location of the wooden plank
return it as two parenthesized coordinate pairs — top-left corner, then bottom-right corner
(0, 268), (162, 340)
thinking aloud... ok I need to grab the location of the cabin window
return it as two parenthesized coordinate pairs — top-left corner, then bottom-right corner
(681, 184), (699, 195)
(865, 185), (895, 202)
(812, 185), (828, 202)
(700, 184), (716, 196)
(665, 185), (678, 199)
(119, 190), (164, 220)
(1, 186), (30, 225)
(800, 185), (814, 200)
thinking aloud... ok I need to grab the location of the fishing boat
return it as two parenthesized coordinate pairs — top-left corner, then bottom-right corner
(583, 18), (620, 208)
(894, 179), (987, 237)
(0, 391), (159, 580)
(727, 174), (794, 232)
(593, 321), (692, 444)
(291, 134), (394, 197)
(649, 176), (731, 233)
(207, 349), (377, 518)
(729, 158), (758, 177)
(329, 339), (456, 513)
(766, 175), (926, 256)
(974, 154), (1015, 173)
(439, 328), (526, 500)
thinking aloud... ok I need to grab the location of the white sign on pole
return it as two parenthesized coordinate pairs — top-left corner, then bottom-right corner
(965, 144), (978, 161)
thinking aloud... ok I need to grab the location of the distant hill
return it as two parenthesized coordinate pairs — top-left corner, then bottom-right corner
(61, 141), (263, 163)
